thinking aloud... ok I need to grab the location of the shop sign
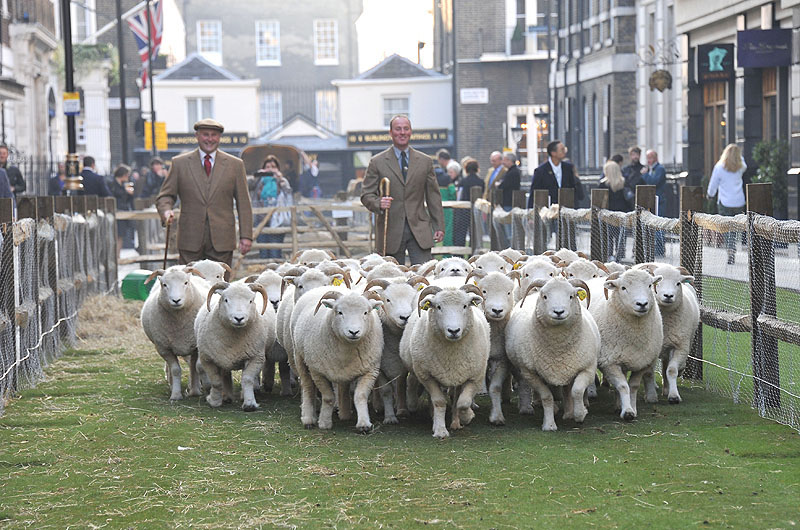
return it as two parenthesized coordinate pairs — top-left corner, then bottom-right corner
(698, 43), (734, 83)
(737, 29), (792, 68)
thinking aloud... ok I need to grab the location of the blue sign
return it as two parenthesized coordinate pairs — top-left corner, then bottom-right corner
(737, 29), (792, 68)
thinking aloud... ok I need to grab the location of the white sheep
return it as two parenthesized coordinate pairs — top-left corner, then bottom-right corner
(400, 284), (490, 438)
(498, 248), (524, 264)
(562, 258), (609, 282)
(505, 277), (600, 431)
(292, 249), (337, 267)
(290, 287), (384, 431)
(244, 270), (291, 395)
(514, 257), (560, 302)
(465, 269), (519, 425)
(468, 252), (515, 274)
(364, 275), (430, 423)
(186, 259), (231, 283)
(194, 281), (275, 411)
(140, 265), (208, 400)
(588, 269), (663, 420)
(640, 264), (700, 404)
(433, 256), (472, 278)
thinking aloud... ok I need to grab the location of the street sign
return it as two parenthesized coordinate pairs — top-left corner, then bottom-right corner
(144, 121), (168, 151)
(63, 92), (80, 116)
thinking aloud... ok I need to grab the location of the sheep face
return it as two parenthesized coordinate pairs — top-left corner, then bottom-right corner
(157, 268), (194, 309)
(652, 265), (694, 309)
(475, 273), (515, 321)
(253, 270), (282, 311)
(435, 257), (472, 278)
(318, 293), (382, 343)
(213, 283), (265, 329)
(295, 249), (333, 267)
(287, 269), (334, 302)
(380, 282), (418, 328)
(472, 253), (509, 274)
(189, 259), (229, 283)
(604, 269), (662, 317)
(421, 287), (483, 341)
(534, 277), (585, 325)
(519, 259), (558, 290)
(564, 259), (602, 282)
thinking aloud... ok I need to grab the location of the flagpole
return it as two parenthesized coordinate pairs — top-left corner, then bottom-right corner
(115, 0), (129, 165)
(146, 0), (158, 156)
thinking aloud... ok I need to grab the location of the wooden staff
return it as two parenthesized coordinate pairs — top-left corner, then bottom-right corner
(380, 177), (391, 256)
(163, 219), (171, 269)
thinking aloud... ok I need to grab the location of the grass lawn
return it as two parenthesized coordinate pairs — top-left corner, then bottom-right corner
(1, 295), (799, 529)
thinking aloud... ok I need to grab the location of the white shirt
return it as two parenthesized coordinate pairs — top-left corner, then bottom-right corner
(549, 157), (563, 187)
(707, 158), (747, 208)
(200, 149), (217, 170)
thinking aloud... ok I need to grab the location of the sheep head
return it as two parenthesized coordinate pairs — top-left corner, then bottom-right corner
(435, 257), (472, 278)
(650, 264), (694, 309)
(534, 277), (587, 325)
(155, 267), (196, 309)
(419, 285), (483, 341)
(474, 272), (515, 322)
(315, 290), (382, 343)
(603, 269), (662, 317)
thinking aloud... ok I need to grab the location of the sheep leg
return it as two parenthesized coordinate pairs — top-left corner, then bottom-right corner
(222, 371), (234, 403)
(295, 357), (317, 428)
(456, 381), (478, 427)
(310, 371), (335, 430)
(196, 358), (210, 393)
(160, 350), (183, 401)
(395, 372), (409, 417)
(665, 350), (683, 404)
(567, 369), (594, 424)
(643, 365), (658, 403)
(628, 369), (646, 417)
(278, 360), (292, 396)
(521, 368), (557, 431)
(586, 373), (599, 399)
(353, 371), (378, 433)
(261, 360), (275, 393)
(201, 360), (225, 408)
(337, 383), (353, 421)
(240, 360), (262, 411)
(602, 365), (635, 421)
(488, 360), (508, 426)
(517, 378), (535, 415)
(501, 375), (512, 405)
(376, 374), (398, 425)
(419, 376), (449, 439)
(186, 352), (203, 397)
(406, 372), (421, 413)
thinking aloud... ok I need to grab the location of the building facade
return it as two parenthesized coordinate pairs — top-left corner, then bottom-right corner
(178, 0), (362, 138)
(676, 0), (800, 220)
(435, 0), (552, 176)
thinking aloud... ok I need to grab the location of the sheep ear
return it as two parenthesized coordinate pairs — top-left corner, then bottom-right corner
(369, 299), (383, 311)
(330, 274), (345, 287)
(507, 270), (521, 283)
(603, 279), (619, 300)
(681, 275), (695, 286)
(469, 294), (483, 307)
(145, 269), (165, 284)
(652, 275), (663, 286)
(418, 295), (435, 316)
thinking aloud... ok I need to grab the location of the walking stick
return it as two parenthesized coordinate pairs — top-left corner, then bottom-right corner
(163, 218), (171, 269)
(380, 177), (391, 256)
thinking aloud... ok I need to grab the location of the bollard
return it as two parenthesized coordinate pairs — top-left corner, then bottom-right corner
(680, 186), (704, 380)
(590, 188), (609, 261)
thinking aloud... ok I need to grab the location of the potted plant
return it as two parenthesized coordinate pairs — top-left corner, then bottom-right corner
(752, 139), (789, 219)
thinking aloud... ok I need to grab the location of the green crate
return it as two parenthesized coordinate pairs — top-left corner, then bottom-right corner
(121, 269), (157, 300)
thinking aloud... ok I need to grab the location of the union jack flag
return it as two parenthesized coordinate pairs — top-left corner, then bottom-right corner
(127, 0), (163, 88)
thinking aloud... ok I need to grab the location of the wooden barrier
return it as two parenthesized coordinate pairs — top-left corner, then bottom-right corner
(680, 186), (704, 380)
(590, 188), (609, 261)
(634, 185), (656, 263)
(531, 190), (549, 255)
(511, 190), (526, 251)
(557, 188), (575, 250)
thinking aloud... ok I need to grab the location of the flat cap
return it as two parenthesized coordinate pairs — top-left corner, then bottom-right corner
(193, 118), (224, 133)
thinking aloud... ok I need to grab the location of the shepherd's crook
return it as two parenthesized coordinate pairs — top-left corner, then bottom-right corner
(380, 177), (391, 256)
(163, 218), (171, 269)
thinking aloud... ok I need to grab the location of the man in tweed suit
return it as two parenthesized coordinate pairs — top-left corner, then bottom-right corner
(157, 119), (253, 266)
(361, 115), (444, 265)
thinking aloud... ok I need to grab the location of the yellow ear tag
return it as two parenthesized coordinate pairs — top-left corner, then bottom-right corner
(421, 300), (431, 311)
(577, 289), (587, 301)
(473, 280), (479, 286)
(472, 299), (481, 306)
(417, 284), (425, 291)
(513, 263), (521, 270)
(332, 278), (343, 286)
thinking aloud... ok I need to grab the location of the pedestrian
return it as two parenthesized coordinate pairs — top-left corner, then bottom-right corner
(483, 151), (506, 200)
(707, 143), (747, 265)
(79, 156), (111, 197)
(156, 118), (253, 267)
(453, 158), (484, 248)
(440, 160), (460, 247)
(298, 153), (321, 198)
(110, 164), (135, 255)
(641, 149), (667, 256)
(0, 145), (25, 197)
(0, 168), (13, 203)
(361, 114), (444, 265)
(140, 157), (167, 198)
(48, 162), (67, 196)
(528, 140), (585, 208)
(599, 154), (626, 260)
(495, 152), (521, 246)
(622, 146), (645, 188)
(254, 154), (292, 259)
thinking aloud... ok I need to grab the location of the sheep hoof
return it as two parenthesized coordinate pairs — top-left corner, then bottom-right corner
(622, 410), (636, 421)
(242, 402), (260, 412)
(668, 396), (681, 404)
(489, 416), (506, 426)
(645, 393), (659, 404)
(542, 423), (558, 432)
(280, 389), (293, 397)
(519, 405), (535, 415)
(432, 429), (449, 439)
(261, 384), (274, 394)
(303, 423), (315, 429)
(169, 393), (184, 401)
(383, 415), (399, 425)
(186, 388), (203, 398)
(574, 411), (587, 424)
(355, 422), (373, 433)
(222, 396), (233, 404)
(396, 408), (409, 417)
(459, 407), (475, 425)
(206, 395), (223, 408)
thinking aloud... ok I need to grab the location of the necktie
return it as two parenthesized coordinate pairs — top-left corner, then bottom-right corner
(204, 154), (212, 176)
(400, 151), (408, 181)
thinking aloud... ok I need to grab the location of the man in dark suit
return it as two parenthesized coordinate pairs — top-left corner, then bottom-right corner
(79, 156), (111, 197)
(0, 145), (24, 197)
(527, 140), (584, 208)
(496, 152), (520, 209)
(361, 115), (444, 265)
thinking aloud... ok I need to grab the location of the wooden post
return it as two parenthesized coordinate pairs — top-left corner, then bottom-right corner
(532, 190), (549, 254)
(634, 185), (656, 264)
(0, 197), (15, 392)
(16, 196), (37, 220)
(290, 206), (298, 258)
(591, 188), (609, 261)
(490, 188), (502, 250)
(37, 196), (55, 219)
(511, 190), (526, 250)
(85, 195), (98, 214)
(0, 197), (13, 222)
(104, 197), (118, 293)
(747, 182), (780, 409)
(54, 196), (73, 214)
(469, 186), (481, 256)
(73, 195), (87, 214)
(557, 188), (575, 249)
(680, 186), (704, 380)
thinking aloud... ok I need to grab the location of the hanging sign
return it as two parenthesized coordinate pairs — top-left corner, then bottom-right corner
(63, 92), (81, 116)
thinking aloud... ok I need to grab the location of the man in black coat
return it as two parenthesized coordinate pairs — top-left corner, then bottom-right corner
(527, 140), (584, 208)
(79, 156), (111, 197)
(0, 145), (25, 197)
(495, 152), (521, 209)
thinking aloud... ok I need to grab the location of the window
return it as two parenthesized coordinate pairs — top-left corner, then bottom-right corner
(187, 98), (214, 131)
(197, 20), (222, 65)
(315, 89), (338, 132)
(383, 97), (409, 127)
(260, 91), (283, 133)
(314, 19), (339, 65)
(255, 20), (280, 66)
(762, 68), (777, 141)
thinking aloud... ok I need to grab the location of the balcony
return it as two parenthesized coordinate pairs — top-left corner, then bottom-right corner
(9, 0), (56, 38)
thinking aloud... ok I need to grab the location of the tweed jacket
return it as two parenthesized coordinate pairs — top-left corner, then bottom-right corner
(156, 148), (253, 253)
(361, 146), (444, 255)
(483, 166), (507, 200)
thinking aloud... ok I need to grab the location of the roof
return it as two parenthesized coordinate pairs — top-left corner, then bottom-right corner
(251, 114), (348, 152)
(355, 53), (445, 80)
(155, 52), (242, 81)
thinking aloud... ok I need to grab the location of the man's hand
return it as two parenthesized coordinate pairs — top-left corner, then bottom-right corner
(380, 196), (393, 210)
(163, 209), (175, 225)
(239, 238), (252, 255)
(641, 166), (648, 174)
(433, 230), (444, 243)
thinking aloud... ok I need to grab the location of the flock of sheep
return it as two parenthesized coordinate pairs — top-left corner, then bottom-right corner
(140, 247), (700, 438)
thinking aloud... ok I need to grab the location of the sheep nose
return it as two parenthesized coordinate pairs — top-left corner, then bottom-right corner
(271, 300), (279, 310)
(447, 327), (461, 336)
(491, 308), (503, 316)
(171, 298), (181, 305)
(399, 315), (409, 322)
(553, 309), (565, 317)
(233, 316), (244, 324)
(636, 301), (648, 310)
(663, 293), (674, 300)
(348, 329), (360, 338)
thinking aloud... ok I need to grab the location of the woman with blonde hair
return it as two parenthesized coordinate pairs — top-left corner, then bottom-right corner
(599, 155), (627, 260)
(707, 143), (746, 264)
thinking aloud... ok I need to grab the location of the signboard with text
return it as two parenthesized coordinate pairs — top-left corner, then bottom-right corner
(347, 129), (449, 148)
(165, 132), (249, 150)
(460, 88), (489, 104)
(144, 121), (168, 151)
(737, 29), (792, 68)
(63, 92), (80, 116)
(697, 44), (734, 83)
